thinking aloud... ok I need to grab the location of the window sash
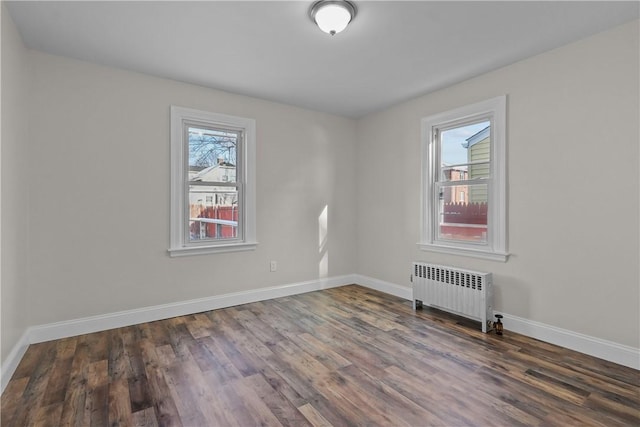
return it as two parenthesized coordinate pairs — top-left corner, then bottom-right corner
(436, 178), (489, 187)
(435, 182), (489, 245)
(184, 120), (241, 183)
(183, 121), (244, 246)
(189, 181), (238, 188)
(186, 184), (243, 244)
(433, 119), (492, 247)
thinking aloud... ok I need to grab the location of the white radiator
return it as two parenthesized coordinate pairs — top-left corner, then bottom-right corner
(412, 262), (493, 333)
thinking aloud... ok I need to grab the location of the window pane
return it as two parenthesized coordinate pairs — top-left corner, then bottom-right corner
(188, 125), (238, 183)
(189, 185), (239, 241)
(440, 163), (489, 182)
(438, 183), (488, 243)
(440, 120), (490, 167)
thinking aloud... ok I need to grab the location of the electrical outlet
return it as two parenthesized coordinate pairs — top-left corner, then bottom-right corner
(270, 261), (277, 272)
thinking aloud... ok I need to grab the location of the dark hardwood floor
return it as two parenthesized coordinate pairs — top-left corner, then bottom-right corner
(2, 285), (639, 426)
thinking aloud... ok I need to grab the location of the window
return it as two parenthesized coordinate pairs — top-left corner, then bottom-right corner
(420, 96), (508, 261)
(169, 106), (257, 256)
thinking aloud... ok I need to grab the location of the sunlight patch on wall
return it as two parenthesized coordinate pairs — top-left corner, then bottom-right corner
(319, 205), (328, 278)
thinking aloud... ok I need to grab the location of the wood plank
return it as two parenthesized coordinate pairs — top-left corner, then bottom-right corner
(143, 365), (183, 427)
(108, 377), (133, 427)
(250, 360), (309, 409)
(108, 328), (131, 381)
(87, 359), (109, 426)
(228, 375), (286, 427)
(138, 340), (183, 427)
(11, 341), (55, 380)
(197, 336), (243, 385)
(163, 354), (229, 427)
(337, 363), (441, 427)
(0, 377), (29, 426)
(86, 331), (109, 363)
(584, 391), (640, 425)
(291, 333), (351, 371)
(297, 403), (333, 427)
(382, 364), (474, 426)
(8, 340), (58, 427)
(32, 402), (63, 427)
(58, 336), (91, 427)
(123, 333), (153, 414)
(162, 361), (209, 426)
(242, 373), (312, 427)
(131, 407), (159, 427)
(153, 344), (177, 368)
(184, 313), (215, 340)
(228, 306), (287, 347)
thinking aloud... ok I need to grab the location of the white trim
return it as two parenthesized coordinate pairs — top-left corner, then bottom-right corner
(168, 241), (257, 257)
(354, 276), (639, 370)
(497, 312), (640, 370)
(418, 243), (508, 262)
(1, 330), (29, 393)
(0, 275), (355, 394)
(189, 217), (238, 226)
(353, 274), (413, 300)
(28, 275), (355, 345)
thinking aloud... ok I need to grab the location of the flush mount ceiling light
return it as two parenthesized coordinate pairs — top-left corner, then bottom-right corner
(309, 0), (357, 36)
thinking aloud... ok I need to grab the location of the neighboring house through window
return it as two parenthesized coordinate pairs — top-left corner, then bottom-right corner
(169, 106), (257, 256)
(420, 96), (508, 261)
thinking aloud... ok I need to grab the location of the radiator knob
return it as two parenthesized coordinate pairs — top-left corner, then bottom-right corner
(495, 314), (504, 335)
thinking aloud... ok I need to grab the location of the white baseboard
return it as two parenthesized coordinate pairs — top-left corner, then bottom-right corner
(498, 312), (640, 370)
(2, 273), (638, 394)
(0, 330), (30, 393)
(28, 274), (356, 344)
(351, 275), (639, 370)
(353, 274), (413, 300)
(1, 274), (355, 393)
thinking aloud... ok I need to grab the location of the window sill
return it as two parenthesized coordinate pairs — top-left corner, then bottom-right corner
(168, 241), (258, 257)
(418, 242), (509, 262)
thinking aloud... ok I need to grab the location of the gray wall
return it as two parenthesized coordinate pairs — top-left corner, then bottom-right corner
(356, 20), (639, 348)
(1, 4), (31, 363)
(24, 50), (357, 327)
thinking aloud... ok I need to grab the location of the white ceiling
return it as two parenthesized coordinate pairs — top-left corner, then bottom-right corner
(6, 1), (639, 118)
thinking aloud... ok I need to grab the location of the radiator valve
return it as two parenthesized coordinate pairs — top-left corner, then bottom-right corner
(494, 314), (504, 335)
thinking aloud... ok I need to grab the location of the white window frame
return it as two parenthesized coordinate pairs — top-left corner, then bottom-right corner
(169, 106), (257, 257)
(419, 96), (508, 262)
